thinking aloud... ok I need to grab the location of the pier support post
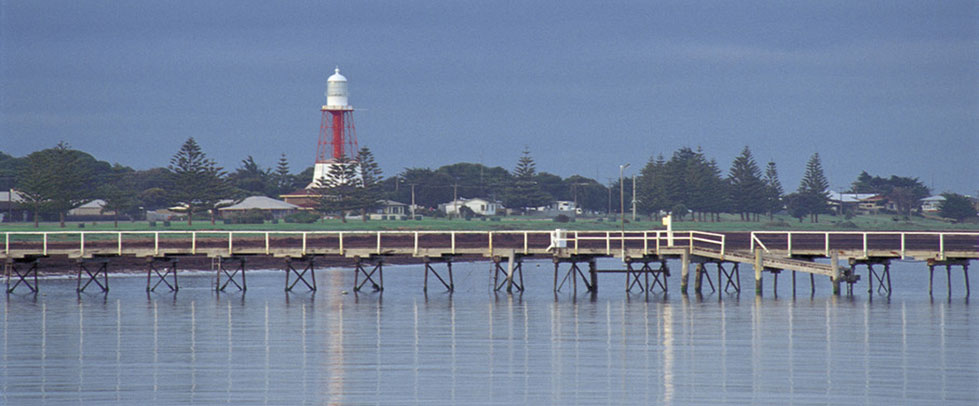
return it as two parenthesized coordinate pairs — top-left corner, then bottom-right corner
(216, 256), (247, 292)
(5, 258), (39, 294)
(77, 258), (109, 293)
(146, 257), (179, 292)
(754, 249), (763, 295)
(423, 257), (453, 292)
(589, 259), (598, 293)
(831, 252), (840, 295)
(964, 263), (970, 298)
(680, 249), (690, 295)
(493, 255), (523, 293)
(285, 256), (317, 292)
(354, 257), (383, 292)
(694, 263), (704, 294)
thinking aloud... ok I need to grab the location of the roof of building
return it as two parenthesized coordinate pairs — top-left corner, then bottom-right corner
(380, 200), (407, 207)
(219, 196), (300, 211)
(922, 195), (946, 202)
(76, 199), (107, 209)
(827, 192), (879, 203)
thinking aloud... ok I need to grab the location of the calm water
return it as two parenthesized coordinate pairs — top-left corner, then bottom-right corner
(1, 259), (977, 405)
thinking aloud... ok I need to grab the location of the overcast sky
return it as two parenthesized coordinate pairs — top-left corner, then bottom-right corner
(2, 1), (976, 194)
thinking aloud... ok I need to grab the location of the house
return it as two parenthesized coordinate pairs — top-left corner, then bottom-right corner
(369, 200), (409, 220)
(921, 196), (946, 213)
(0, 190), (29, 222)
(218, 196), (301, 220)
(827, 192), (884, 215)
(439, 197), (503, 216)
(68, 199), (116, 218)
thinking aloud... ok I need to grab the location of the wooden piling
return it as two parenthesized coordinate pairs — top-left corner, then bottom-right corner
(680, 248), (690, 294)
(754, 249), (763, 295)
(589, 259), (598, 293)
(831, 252), (840, 295)
(693, 263), (702, 294)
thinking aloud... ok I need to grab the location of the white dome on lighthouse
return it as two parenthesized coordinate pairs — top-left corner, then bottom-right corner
(326, 67), (349, 107)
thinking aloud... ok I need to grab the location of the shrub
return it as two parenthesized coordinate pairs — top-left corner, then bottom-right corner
(553, 214), (570, 223)
(284, 211), (320, 224)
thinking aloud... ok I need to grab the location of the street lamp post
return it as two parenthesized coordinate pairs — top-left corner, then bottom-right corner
(619, 163), (630, 258)
(410, 183), (416, 219)
(632, 175), (637, 222)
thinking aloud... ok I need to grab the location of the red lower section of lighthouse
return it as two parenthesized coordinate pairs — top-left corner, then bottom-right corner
(316, 109), (358, 163)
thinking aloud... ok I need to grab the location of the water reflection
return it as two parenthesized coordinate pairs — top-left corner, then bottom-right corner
(0, 262), (976, 404)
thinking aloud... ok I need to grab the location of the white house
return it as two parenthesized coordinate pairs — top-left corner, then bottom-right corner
(218, 196), (300, 219)
(921, 195), (945, 213)
(68, 199), (114, 217)
(369, 200), (409, 220)
(439, 197), (503, 216)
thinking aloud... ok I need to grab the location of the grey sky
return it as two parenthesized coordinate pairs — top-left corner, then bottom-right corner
(2, 1), (976, 194)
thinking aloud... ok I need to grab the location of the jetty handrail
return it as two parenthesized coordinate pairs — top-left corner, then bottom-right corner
(0, 229), (565, 257)
(750, 230), (979, 260)
(3, 229), (727, 258)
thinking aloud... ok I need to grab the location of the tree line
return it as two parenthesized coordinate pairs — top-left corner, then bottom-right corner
(1, 140), (973, 227)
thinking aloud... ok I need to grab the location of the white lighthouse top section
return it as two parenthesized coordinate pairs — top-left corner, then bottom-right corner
(325, 67), (349, 108)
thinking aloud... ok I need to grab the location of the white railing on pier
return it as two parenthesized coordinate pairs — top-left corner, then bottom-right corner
(750, 231), (979, 260)
(2, 229), (729, 259)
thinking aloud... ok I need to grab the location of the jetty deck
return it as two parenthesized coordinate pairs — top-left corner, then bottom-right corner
(3, 230), (977, 297)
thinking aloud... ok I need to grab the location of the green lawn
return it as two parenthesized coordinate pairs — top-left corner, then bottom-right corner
(2, 213), (976, 233)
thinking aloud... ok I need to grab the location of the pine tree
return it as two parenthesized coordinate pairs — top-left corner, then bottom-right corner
(274, 153), (293, 196)
(316, 155), (361, 223)
(16, 151), (54, 227)
(356, 147), (384, 221)
(636, 154), (670, 217)
(727, 146), (765, 221)
(229, 156), (272, 197)
(797, 152), (830, 222)
(16, 142), (96, 227)
(763, 161), (784, 220)
(168, 137), (230, 225)
(504, 148), (552, 212)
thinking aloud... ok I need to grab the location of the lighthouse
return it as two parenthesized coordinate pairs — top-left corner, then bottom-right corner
(310, 67), (359, 187)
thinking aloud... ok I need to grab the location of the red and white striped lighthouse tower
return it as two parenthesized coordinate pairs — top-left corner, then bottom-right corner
(311, 67), (359, 187)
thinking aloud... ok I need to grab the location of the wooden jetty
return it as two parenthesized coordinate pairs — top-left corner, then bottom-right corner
(3, 230), (977, 297)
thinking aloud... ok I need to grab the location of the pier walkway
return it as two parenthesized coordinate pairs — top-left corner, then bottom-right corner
(3, 230), (976, 297)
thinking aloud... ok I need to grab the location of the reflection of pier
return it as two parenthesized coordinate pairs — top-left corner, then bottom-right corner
(3, 230), (977, 297)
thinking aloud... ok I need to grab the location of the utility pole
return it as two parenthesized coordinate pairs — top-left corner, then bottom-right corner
(607, 181), (612, 219)
(619, 163), (630, 258)
(410, 183), (416, 219)
(632, 175), (637, 222)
